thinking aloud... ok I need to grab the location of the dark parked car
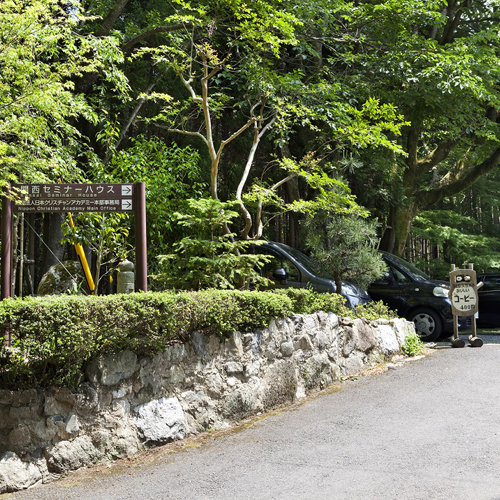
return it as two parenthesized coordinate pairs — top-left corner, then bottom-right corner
(368, 251), (453, 342)
(253, 241), (371, 309)
(476, 273), (500, 328)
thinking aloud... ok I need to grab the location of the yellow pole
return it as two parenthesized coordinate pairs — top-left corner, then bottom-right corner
(67, 212), (96, 295)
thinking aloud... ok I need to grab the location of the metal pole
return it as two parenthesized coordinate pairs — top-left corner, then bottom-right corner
(27, 213), (35, 295)
(135, 182), (147, 292)
(18, 213), (24, 297)
(2, 185), (13, 300)
(2, 186), (12, 345)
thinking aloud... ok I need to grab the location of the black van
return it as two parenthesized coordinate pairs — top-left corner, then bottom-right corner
(254, 241), (371, 309)
(475, 273), (500, 328)
(368, 251), (453, 342)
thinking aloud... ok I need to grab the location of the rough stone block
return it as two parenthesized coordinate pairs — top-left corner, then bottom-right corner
(205, 372), (224, 397)
(355, 320), (377, 353)
(392, 318), (413, 346)
(86, 350), (138, 386)
(190, 331), (207, 356)
(302, 353), (336, 389)
(45, 435), (102, 474)
(342, 327), (357, 357)
(345, 353), (365, 375)
(223, 385), (259, 419)
(375, 325), (400, 355)
(0, 391), (13, 406)
(0, 452), (43, 494)
(75, 383), (99, 417)
(293, 334), (314, 351)
(44, 388), (76, 416)
(8, 425), (31, 448)
(261, 360), (298, 408)
(225, 332), (243, 356)
(32, 418), (58, 442)
(225, 361), (243, 375)
(133, 397), (186, 444)
(244, 360), (261, 378)
(280, 340), (294, 357)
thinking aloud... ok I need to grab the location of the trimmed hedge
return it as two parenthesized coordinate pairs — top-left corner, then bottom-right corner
(0, 289), (392, 388)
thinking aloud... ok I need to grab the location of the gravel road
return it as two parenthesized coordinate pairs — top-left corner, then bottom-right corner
(8, 338), (500, 500)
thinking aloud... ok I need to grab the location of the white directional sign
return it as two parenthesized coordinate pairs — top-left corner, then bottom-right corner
(121, 185), (133, 196)
(121, 199), (133, 210)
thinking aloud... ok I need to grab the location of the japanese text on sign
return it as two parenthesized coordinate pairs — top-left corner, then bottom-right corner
(12, 183), (135, 213)
(451, 284), (477, 312)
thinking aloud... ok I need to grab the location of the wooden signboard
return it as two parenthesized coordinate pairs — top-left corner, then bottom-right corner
(447, 264), (483, 348)
(2, 183), (147, 302)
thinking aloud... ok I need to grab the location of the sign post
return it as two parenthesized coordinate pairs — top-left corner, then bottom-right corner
(448, 264), (483, 348)
(134, 182), (147, 292)
(1, 182), (147, 302)
(1, 187), (12, 301)
(1, 187), (12, 345)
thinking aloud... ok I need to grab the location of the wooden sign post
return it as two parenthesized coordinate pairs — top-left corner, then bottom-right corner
(1, 182), (148, 302)
(448, 264), (483, 348)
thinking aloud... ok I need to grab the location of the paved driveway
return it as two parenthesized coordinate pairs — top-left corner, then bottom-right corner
(10, 342), (500, 500)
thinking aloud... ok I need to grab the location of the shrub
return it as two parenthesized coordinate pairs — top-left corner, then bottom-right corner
(352, 300), (398, 321)
(402, 331), (425, 356)
(0, 289), (400, 388)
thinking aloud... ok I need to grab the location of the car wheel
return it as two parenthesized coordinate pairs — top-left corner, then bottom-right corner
(408, 308), (442, 342)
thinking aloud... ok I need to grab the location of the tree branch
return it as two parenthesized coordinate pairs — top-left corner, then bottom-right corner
(104, 80), (157, 163)
(179, 74), (202, 103)
(415, 145), (500, 209)
(418, 136), (462, 171)
(97, 0), (131, 37)
(122, 24), (192, 53)
(252, 172), (300, 240)
(76, 0), (130, 94)
(440, 0), (472, 45)
(237, 115), (276, 239)
(167, 128), (209, 147)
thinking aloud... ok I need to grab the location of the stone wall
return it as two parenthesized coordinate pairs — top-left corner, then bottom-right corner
(0, 313), (414, 493)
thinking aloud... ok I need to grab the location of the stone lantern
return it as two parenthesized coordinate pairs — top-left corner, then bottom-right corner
(117, 260), (135, 293)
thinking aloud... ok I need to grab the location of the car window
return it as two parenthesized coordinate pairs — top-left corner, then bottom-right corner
(392, 266), (410, 283)
(270, 242), (330, 279)
(282, 259), (300, 281)
(383, 253), (430, 281)
(480, 275), (500, 290)
(258, 251), (300, 282)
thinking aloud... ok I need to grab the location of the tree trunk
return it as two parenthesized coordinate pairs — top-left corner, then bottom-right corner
(380, 201), (417, 256)
(285, 176), (300, 247)
(41, 214), (65, 275)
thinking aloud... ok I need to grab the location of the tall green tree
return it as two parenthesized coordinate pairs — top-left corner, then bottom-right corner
(411, 169), (500, 276)
(339, 1), (500, 256)
(127, 0), (405, 240)
(0, 0), (127, 184)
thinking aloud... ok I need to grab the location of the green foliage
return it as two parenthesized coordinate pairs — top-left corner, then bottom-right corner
(91, 138), (207, 261)
(62, 212), (132, 288)
(413, 208), (500, 278)
(0, 0), (127, 184)
(133, 0), (408, 236)
(156, 198), (271, 290)
(353, 300), (398, 322)
(402, 331), (425, 357)
(336, 0), (500, 255)
(276, 154), (369, 218)
(270, 288), (348, 315)
(0, 287), (377, 388)
(304, 211), (387, 291)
